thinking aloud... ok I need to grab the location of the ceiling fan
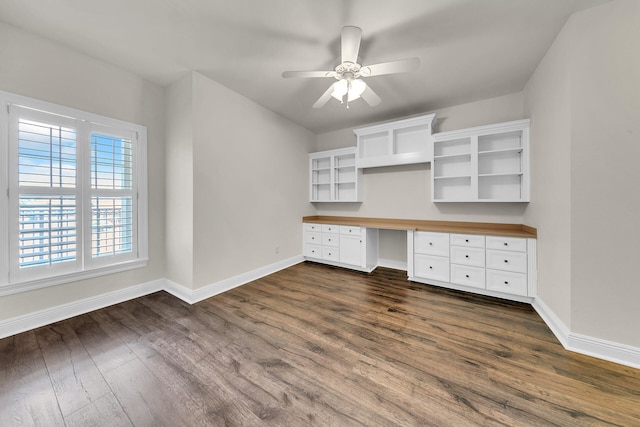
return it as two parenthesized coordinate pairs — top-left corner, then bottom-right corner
(282, 26), (420, 109)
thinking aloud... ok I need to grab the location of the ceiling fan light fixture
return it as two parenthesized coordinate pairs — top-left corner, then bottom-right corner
(348, 79), (367, 101)
(330, 80), (349, 101)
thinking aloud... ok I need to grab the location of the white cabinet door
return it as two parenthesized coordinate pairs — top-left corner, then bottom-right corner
(339, 234), (363, 268)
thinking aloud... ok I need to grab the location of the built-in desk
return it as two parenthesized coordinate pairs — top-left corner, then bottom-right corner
(302, 215), (537, 303)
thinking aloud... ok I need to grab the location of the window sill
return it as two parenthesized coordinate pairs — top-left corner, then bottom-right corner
(0, 259), (149, 297)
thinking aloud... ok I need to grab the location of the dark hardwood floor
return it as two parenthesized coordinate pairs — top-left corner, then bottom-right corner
(2, 262), (639, 426)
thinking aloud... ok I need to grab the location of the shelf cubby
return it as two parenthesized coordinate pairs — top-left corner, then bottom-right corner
(431, 119), (530, 202)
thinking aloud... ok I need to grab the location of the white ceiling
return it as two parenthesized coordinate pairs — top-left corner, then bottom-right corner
(0, 0), (608, 133)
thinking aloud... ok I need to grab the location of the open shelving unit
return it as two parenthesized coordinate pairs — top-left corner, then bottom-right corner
(354, 114), (436, 168)
(432, 119), (530, 202)
(309, 147), (362, 202)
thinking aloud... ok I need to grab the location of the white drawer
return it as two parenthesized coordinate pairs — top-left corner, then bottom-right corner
(486, 236), (527, 252)
(450, 234), (485, 248)
(304, 244), (321, 258)
(414, 254), (450, 282)
(486, 269), (528, 296)
(321, 224), (339, 234)
(486, 249), (527, 273)
(322, 233), (339, 247)
(305, 231), (321, 245)
(322, 246), (339, 262)
(450, 264), (486, 289)
(339, 225), (362, 235)
(414, 232), (450, 257)
(450, 246), (485, 268)
(304, 223), (322, 232)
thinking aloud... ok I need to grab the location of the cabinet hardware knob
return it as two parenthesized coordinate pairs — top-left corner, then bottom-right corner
(465, 274), (469, 278)
(465, 255), (469, 258)
(465, 239), (469, 243)
(504, 281), (509, 285)
(429, 242), (433, 246)
(429, 266), (433, 269)
(504, 259), (508, 263)
(504, 242), (508, 246)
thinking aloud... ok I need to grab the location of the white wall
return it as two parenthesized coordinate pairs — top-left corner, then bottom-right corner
(0, 22), (166, 320)
(524, 0), (640, 348)
(315, 93), (528, 266)
(190, 72), (316, 287)
(522, 17), (574, 329)
(568, 0), (640, 346)
(165, 74), (194, 288)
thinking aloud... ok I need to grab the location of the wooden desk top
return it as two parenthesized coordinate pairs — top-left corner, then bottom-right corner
(302, 215), (537, 238)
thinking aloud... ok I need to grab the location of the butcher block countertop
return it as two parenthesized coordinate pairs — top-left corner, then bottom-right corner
(302, 216), (537, 238)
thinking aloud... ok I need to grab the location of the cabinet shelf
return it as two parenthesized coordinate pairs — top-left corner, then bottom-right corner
(434, 175), (472, 180)
(432, 119), (530, 203)
(478, 172), (523, 178)
(309, 147), (362, 202)
(354, 114), (436, 168)
(478, 148), (523, 155)
(433, 153), (472, 160)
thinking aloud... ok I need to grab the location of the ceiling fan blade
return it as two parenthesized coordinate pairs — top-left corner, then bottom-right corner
(341, 26), (362, 64)
(282, 70), (337, 78)
(312, 84), (335, 109)
(360, 84), (381, 107)
(360, 57), (421, 77)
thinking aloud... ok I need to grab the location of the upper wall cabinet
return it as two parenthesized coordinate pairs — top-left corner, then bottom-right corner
(432, 119), (530, 202)
(353, 113), (436, 168)
(310, 147), (363, 202)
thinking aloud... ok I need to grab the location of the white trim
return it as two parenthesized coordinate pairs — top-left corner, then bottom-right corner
(533, 297), (640, 370)
(532, 297), (570, 348)
(377, 258), (408, 271)
(189, 255), (304, 303)
(0, 278), (163, 339)
(1, 257), (638, 370)
(165, 255), (305, 305)
(0, 258), (148, 297)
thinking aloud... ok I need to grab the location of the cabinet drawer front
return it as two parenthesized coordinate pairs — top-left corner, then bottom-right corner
(304, 244), (322, 259)
(339, 225), (362, 235)
(451, 264), (486, 289)
(486, 250), (527, 273)
(414, 232), (450, 256)
(322, 233), (339, 247)
(321, 246), (339, 262)
(305, 232), (321, 245)
(486, 269), (527, 296)
(450, 234), (485, 248)
(304, 223), (322, 232)
(486, 236), (526, 252)
(450, 246), (485, 267)
(321, 224), (339, 234)
(414, 254), (450, 282)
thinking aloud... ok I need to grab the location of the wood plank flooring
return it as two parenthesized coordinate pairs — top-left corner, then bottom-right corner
(1, 262), (639, 426)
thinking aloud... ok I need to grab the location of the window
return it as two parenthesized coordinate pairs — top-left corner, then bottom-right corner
(0, 91), (148, 295)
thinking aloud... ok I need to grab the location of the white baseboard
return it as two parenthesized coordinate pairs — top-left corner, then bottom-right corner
(166, 255), (304, 304)
(2, 259), (639, 370)
(533, 297), (640, 370)
(0, 256), (304, 340)
(377, 258), (408, 271)
(0, 279), (164, 339)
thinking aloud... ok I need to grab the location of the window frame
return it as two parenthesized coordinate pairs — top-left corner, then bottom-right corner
(0, 90), (148, 297)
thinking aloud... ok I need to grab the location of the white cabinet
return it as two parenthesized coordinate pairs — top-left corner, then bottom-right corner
(412, 231), (450, 282)
(353, 114), (436, 168)
(408, 230), (536, 302)
(432, 119), (530, 202)
(310, 147), (362, 202)
(485, 236), (529, 296)
(303, 223), (378, 272)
